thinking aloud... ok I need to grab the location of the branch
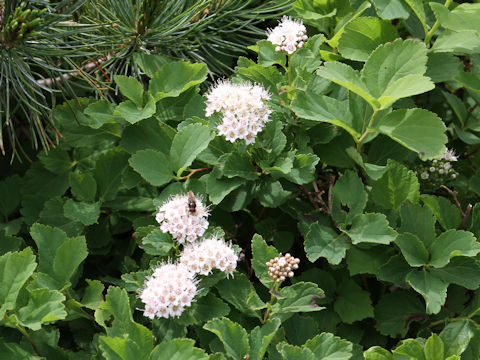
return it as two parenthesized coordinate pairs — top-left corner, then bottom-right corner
(440, 185), (473, 229)
(178, 168), (211, 180)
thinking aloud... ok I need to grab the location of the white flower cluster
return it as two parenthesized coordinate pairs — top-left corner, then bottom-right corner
(180, 237), (238, 276)
(267, 16), (308, 55)
(205, 80), (272, 145)
(155, 194), (209, 244)
(266, 253), (300, 283)
(139, 262), (199, 319)
(415, 148), (458, 187)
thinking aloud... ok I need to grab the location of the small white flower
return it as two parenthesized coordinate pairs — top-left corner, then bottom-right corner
(267, 16), (307, 54)
(155, 193), (209, 244)
(139, 262), (199, 319)
(180, 237), (239, 277)
(420, 171), (429, 180)
(441, 148), (458, 162)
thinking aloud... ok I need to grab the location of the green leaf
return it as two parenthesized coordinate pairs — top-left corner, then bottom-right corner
(304, 332), (353, 360)
(140, 228), (174, 256)
(100, 337), (140, 360)
(341, 213), (397, 245)
(440, 319), (476, 357)
(426, 53), (461, 83)
(430, 3), (480, 32)
(249, 318), (282, 360)
(371, 161), (420, 210)
(394, 233), (429, 267)
(203, 317), (249, 360)
(378, 255), (411, 286)
(392, 339), (425, 359)
(374, 291), (425, 337)
(429, 230), (480, 268)
(334, 279), (374, 323)
(30, 224), (67, 275)
(251, 234), (280, 289)
(277, 343), (316, 360)
(404, 0), (427, 34)
(82, 279), (104, 310)
(115, 97), (156, 125)
(115, 75), (144, 107)
(331, 170), (367, 224)
(430, 258), (480, 290)
(400, 203), (436, 249)
(133, 53), (170, 78)
(256, 180), (291, 207)
(70, 172), (97, 202)
(53, 236), (88, 285)
(216, 273), (265, 320)
(346, 246), (391, 276)
(149, 61), (207, 101)
(0, 248), (37, 318)
(38, 197), (84, 237)
(371, 0), (410, 19)
(63, 199), (100, 226)
(223, 152), (259, 181)
(406, 268), (448, 314)
(170, 123), (215, 175)
(149, 338), (209, 360)
(84, 99), (123, 129)
(424, 334), (444, 360)
(256, 40), (286, 67)
(282, 153), (319, 185)
(377, 108), (446, 159)
(271, 282), (325, 318)
(305, 223), (350, 265)
(17, 288), (66, 330)
(421, 195), (462, 231)
(0, 175), (21, 220)
(205, 175), (244, 205)
(316, 62), (379, 109)
(338, 17), (399, 61)
(432, 30), (480, 55)
(129, 150), (174, 186)
(94, 148), (130, 202)
(38, 147), (72, 174)
(364, 346), (394, 360)
(120, 117), (173, 155)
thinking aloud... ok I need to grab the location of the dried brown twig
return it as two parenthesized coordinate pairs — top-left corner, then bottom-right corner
(440, 185), (473, 230)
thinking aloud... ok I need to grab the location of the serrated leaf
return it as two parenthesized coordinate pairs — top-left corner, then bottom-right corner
(120, 117), (173, 155)
(277, 343), (316, 360)
(100, 337), (140, 360)
(170, 123), (215, 175)
(432, 30), (480, 55)
(364, 346), (394, 360)
(304, 332), (353, 360)
(30, 224), (68, 275)
(331, 170), (367, 224)
(256, 40), (287, 67)
(94, 148), (130, 202)
(271, 282), (325, 318)
(426, 53), (462, 83)
(341, 213), (397, 245)
(63, 199), (100, 226)
(399, 203), (436, 249)
(374, 291), (425, 337)
(84, 99), (123, 129)
(394, 233), (429, 267)
(378, 255), (411, 286)
(377, 108), (446, 159)
(370, 160), (420, 210)
(115, 75), (144, 106)
(430, 3), (480, 32)
(338, 17), (399, 61)
(257, 180), (291, 207)
(223, 152), (258, 181)
(346, 246), (391, 276)
(406, 268), (448, 314)
(421, 195), (462, 231)
(282, 153), (319, 185)
(38, 197), (84, 237)
(203, 317), (249, 360)
(424, 334), (444, 360)
(251, 234), (280, 289)
(249, 318), (282, 360)
(38, 147), (72, 174)
(0, 248), (37, 318)
(334, 279), (373, 323)
(140, 228), (174, 256)
(429, 230), (480, 268)
(53, 236), (88, 285)
(149, 338), (208, 360)
(305, 223), (350, 265)
(392, 339), (425, 359)
(17, 288), (66, 331)
(440, 319), (476, 357)
(215, 272), (264, 319)
(115, 98), (156, 125)
(149, 61), (207, 101)
(430, 258), (480, 290)
(70, 172), (97, 202)
(371, 0), (410, 19)
(205, 175), (243, 205)
(404, 0), (427, 34)
(129, 150), (174, 186)
(82, 279), (104, 310)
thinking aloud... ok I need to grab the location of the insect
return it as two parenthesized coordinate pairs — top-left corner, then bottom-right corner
(187, 191), (197, 215)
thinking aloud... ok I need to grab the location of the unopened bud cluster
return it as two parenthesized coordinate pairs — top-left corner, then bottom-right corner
(180, 237), (238, 276)
(2, 2), (46, 48)
(205, 80), (272, 145)
(266, 253), (300, 283)
(139, 262), (199, 319)
(267, 16), (308, 55)
(415, 148), (458, 188)
(155, 194), (209, 244)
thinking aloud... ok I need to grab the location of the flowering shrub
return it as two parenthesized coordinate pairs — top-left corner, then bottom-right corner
(2, 1), (480, 359)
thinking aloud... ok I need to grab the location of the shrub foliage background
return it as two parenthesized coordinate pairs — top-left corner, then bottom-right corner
(2, 0), (480, 359)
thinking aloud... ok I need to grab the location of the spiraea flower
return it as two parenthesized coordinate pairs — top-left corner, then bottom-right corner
(205, 80), (272, 145)
(155, 193), (209, 244)
(266, 253), (300, 283)
(180, 237), (238, 276)
(267, 16), (308, 55)
(415, 148), (459, 188)
(139, 262), (199, 319)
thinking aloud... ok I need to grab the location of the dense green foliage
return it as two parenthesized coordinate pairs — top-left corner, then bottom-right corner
(2, 0), (480, 359)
